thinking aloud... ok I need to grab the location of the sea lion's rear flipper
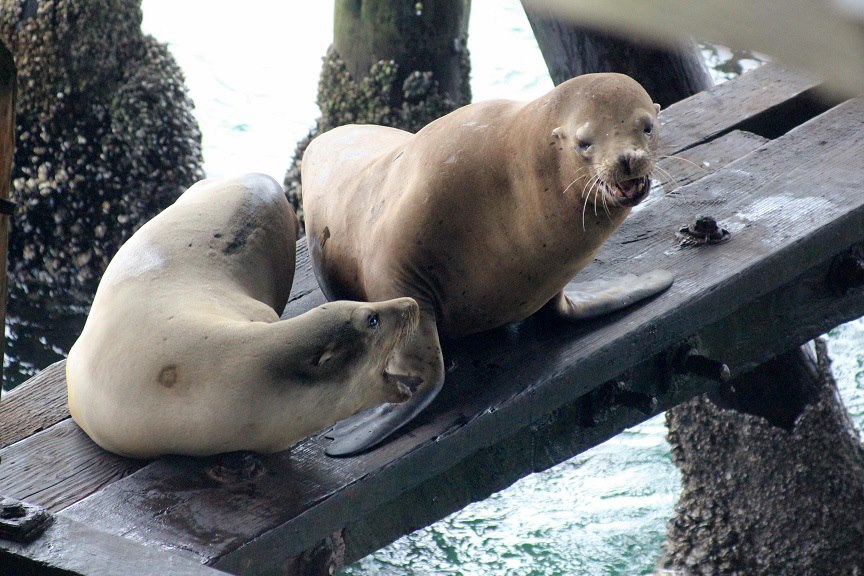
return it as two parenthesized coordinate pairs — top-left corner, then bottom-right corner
(325, 310), (445, 457)
(550, 269), (673, 320)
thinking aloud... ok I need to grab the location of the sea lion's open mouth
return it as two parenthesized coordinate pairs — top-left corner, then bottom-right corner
(605, 175), (651, 206)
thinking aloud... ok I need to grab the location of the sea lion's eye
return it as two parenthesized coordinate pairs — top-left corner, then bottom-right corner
(368, 313), (380, 330)
(577, 139), (592, 152)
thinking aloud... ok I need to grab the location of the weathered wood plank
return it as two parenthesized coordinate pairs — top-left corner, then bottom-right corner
(0, 361), (68, 448)
(658, 63), (824, 154)
(337, 248), (864, 565)
(653, 129), (767, 192)
(1, 512), (226, 575)
(0, 418), (142, 512)
(59, 97), (864, 573)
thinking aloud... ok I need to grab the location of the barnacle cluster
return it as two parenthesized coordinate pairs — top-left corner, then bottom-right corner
(0, 0), (203, 301)
(283, 44), (470, 229)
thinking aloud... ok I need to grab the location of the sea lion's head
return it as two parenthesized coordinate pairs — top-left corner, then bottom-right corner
(297, 296), (421, 411)
(552, 73), (661, 210)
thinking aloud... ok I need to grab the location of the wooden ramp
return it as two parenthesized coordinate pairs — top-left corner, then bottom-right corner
(2, 64), (864, 574)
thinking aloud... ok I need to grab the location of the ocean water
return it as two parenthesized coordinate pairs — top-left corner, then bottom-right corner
(10, 2), (864, 575)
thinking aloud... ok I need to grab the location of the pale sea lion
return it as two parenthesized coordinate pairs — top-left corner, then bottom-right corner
(302, 72), (673, 456)
(66, 174), (419, 459)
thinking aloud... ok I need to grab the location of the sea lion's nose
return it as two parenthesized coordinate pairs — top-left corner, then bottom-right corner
(619, 153), (634, 175)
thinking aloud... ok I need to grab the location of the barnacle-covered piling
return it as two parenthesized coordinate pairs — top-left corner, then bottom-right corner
(0, 0), (204, 300)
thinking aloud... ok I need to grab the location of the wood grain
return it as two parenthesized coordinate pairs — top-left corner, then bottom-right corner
(1, 512), (223, 575)
(657, 63), (822, 155)
(0, 418), (143, 512)
(1, 361), (69, 449)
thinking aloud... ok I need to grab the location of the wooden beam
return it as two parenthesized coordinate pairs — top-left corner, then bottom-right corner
(1, 512), (226, 575)
(1, 361), (68, 449)
(0, 41), (15, 389)
(58, 97), (864, 573)
(0, 419), (142, 513)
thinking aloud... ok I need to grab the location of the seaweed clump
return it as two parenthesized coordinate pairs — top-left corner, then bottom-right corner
(0, 0), (204, 301)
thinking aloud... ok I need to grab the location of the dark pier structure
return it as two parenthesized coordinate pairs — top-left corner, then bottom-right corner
(1, 61), (864, 574)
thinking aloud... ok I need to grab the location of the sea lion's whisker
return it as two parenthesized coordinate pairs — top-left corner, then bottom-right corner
(578, 174), (598, 202)
(562, 177), (581, 196)
(657, 154), (706, 172)
(581, 177), (596, 231)
(563, 167), (590, 196)
(601, 188), (612, 220)
(653, 165), (679, 192)
(592, 181), (602, 217)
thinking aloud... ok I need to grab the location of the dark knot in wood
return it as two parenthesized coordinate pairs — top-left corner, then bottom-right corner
(675, 215), (731, 247)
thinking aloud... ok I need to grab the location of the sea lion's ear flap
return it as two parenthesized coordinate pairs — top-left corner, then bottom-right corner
(654, 103), (661, 115)
(552, 126), (564, 139)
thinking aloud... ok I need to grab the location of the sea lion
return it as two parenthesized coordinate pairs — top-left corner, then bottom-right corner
(302, 72), (673, 456)
(66, 174), (420, 459)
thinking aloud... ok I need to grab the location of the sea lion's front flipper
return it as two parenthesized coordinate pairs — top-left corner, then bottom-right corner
(548, 269), (673, 321)
(325, 311), (444, 457)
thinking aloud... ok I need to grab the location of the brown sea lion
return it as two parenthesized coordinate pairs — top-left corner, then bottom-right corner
(66, 174), (419, 459)
(302, 73), (673, 456)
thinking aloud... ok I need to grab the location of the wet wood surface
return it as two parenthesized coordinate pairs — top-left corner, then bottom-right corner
(2, 65), (861, 574)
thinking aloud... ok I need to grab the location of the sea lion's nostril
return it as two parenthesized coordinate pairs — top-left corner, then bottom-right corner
(619, 154), (633, 175)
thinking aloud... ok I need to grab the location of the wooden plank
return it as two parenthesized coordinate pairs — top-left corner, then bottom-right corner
(1, 513), (225, 575)
(653, 129), (767, 192)
(59, 97), (864, 573)
(0, 41), (15, 388)
(337, 250), (864, 566)
(658, 63), (824, 154)
(0, 418), (142, 513)
(0, 361), (68, 448)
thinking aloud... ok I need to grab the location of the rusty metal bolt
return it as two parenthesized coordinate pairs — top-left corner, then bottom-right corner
(676, 215), (731, 247)
(0, 497), (53, 543)
(0, 503), (26, 520)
